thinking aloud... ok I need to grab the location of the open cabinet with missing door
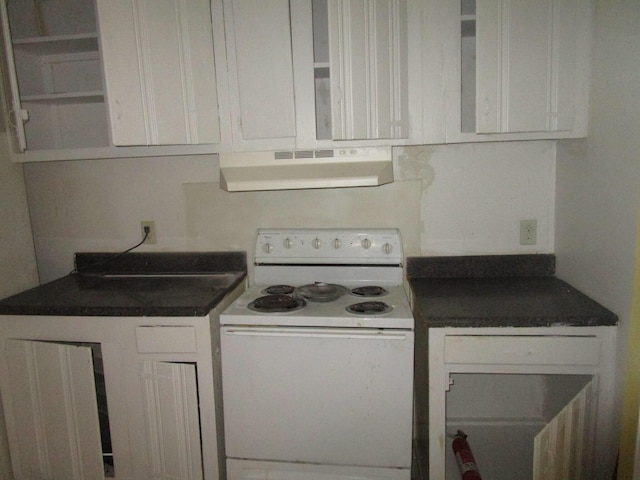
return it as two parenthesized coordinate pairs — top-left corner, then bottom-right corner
(445, 373), (595, 480)
(428, 326), (617, 480)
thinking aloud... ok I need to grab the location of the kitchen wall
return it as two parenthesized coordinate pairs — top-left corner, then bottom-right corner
(555, 0), (640, 475)
(22, 140), (556, 283)
(0, 86), (38, 478)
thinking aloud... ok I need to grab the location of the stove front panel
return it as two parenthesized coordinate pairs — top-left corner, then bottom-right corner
(221, 326), (414, 469)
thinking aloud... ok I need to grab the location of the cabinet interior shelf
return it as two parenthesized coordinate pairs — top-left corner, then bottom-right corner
(12, 33), (99, 55)
(21, 90), (105, 104)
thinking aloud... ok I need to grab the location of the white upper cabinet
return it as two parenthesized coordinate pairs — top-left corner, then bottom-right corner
(0, 0), (109, 155)
(219, 0), (297, 150)
(0, 0), (595, 161)
(442, 0), (592, 143)
(0, 0), (222, 162)
(325, 0), (408, 141)
(219, 0), (421, 151)
(96, 0), (221, 146)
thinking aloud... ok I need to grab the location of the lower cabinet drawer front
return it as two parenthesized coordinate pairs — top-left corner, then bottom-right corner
(136, 326), (197, 353)
(444, 335), (601, 366)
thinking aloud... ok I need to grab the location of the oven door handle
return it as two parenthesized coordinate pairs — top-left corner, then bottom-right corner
(223, 328), (409, 341)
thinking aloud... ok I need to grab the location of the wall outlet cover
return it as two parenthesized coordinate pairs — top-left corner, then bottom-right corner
(520, 219), (537, 245)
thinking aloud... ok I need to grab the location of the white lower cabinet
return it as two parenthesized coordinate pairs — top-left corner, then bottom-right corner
(0, 310), (234, 480)
(428, 327), (617, 480)
(5, 339), (106, 478)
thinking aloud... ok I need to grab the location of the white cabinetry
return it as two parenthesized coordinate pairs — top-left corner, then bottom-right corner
(428, 327), (616, 480)
(0, 0), (108, 154)
(96, 0), (221, 147)
(440, 0), (592, 143)
(5, 340), (106, 478)
(0, 0), (222, 162)
(218, 0), (422, 151)
(219, 0), (297, 150)
(324, 0), (408, 141)
(0, 287), (240, 480)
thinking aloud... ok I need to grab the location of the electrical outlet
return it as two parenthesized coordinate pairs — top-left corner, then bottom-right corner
(141, 221), (157, 244)
(520, 219), (537, 245)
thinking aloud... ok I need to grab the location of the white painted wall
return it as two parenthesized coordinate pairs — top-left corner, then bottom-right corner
(22, 140), (556, 283)
(555, 0), (640, 476)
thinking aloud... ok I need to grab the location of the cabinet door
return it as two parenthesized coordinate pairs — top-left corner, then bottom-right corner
(97, 0), (220, 146)
(223, 0), (297, 148)
(533, 378), (596, 479)
(0, 1), (27, 152)
(4, 339), (104, 479)
(327, 0), (408, 140)
(139, 360), (203, 480)
(475, 0), (588, 134)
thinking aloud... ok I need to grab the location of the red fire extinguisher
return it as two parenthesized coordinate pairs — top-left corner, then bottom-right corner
(451, 430), (483, 480)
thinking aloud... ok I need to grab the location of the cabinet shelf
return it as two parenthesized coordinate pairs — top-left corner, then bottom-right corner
(21, 90), (105, 104)
(12, 33), (99, 54)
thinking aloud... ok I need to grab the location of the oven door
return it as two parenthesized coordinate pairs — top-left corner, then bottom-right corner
(220, 326), (414, 471)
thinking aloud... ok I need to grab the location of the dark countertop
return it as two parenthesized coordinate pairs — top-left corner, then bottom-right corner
(407, 254), (618, 328)
(0, 252), (247, 317)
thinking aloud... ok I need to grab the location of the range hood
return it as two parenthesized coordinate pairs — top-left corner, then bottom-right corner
(219, 146), (393, 192)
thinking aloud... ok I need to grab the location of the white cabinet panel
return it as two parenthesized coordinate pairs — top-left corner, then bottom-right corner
(4, 339), (104, 479)
(328, 0), (408, 140)
(223, 0), (296, 144)
(444, 335), (601, 366)
(135, 326), (197, 353)
(444, 0), (592, 143)
(97, 0), (220, 146)
(533, 379), (596, 479)
(221, 0), (416, 150)
(140, 361), (203, 480)
(476, 0), (584, 134)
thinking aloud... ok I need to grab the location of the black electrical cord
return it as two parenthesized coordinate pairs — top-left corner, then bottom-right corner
(70, 227), (150, 275)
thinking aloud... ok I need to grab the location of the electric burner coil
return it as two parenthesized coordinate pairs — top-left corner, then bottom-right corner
(248, 294), (306, 313)
(346, 301), (393, 316)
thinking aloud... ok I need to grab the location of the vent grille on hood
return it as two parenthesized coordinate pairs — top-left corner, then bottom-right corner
(219, 146), (393, 192)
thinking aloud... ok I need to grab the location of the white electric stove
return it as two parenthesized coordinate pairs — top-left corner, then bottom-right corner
(220, 228), (414, 480)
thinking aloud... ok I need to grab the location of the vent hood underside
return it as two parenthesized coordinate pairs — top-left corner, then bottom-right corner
(219, 147), (393, 192)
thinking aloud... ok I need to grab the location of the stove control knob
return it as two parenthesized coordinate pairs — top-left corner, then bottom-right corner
(262, 242), (273, 254)
(312, 238), (322, 249)
(283, 238), (293, 249)
(333, 238), (342, 249)
(361, 238), (371, 249)
(383, 243), (393, 255)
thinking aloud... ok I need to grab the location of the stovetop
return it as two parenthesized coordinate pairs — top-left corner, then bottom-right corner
(220, 283), (413, 329)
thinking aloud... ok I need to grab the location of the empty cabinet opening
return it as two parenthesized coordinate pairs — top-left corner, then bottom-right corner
(445, 373), (594, 480)
(84, 342), (115, 477)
